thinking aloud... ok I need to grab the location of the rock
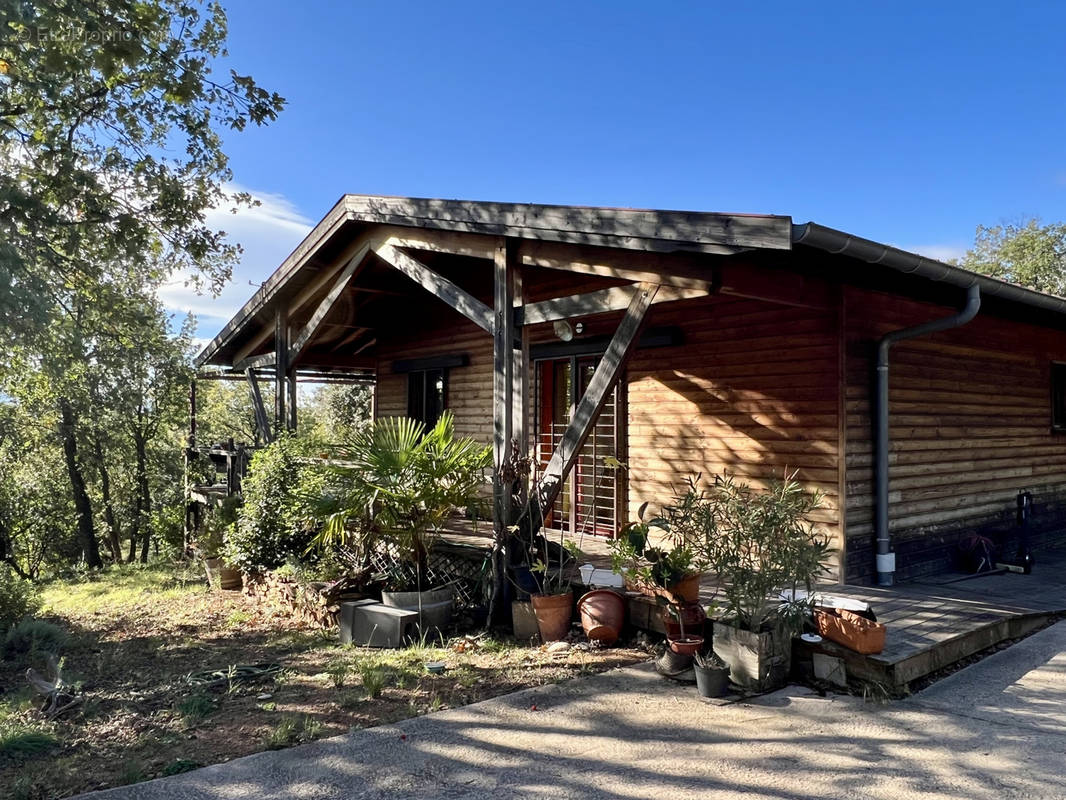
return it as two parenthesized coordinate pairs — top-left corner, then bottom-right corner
(547, 641), (570, 654)
(256, 693), (272, 701)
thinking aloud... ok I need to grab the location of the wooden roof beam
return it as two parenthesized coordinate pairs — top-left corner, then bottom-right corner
(288, 242), (371, 364)
(373, 240), (495, 334)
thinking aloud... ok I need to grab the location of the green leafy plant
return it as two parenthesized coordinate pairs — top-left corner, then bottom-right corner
(225, 435), (328, 573)
(3, 619), (67, 660)
(177, 694), (216, 723)
(310, 413), (490, 591)
(0, 567), (40, 633)
(163, 759), (202, 776)
(703, 473), (830, 633)
(265, 715), (322, 750)
(357, 662), (387, 699)
(325, 658), (350, 688)
(609, 493), (707, 593)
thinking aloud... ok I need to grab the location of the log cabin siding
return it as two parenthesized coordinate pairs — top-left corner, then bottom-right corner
(843, 285), (1066, 583)
(624, 294), (845, 581)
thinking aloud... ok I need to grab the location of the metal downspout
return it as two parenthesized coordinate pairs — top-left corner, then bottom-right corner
(875, 284), (981, 585)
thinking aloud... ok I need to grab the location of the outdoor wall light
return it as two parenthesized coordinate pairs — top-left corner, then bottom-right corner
(553, 320), (574, 341)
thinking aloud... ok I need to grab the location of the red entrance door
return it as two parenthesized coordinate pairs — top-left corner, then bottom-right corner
(535, 355), (621, 537)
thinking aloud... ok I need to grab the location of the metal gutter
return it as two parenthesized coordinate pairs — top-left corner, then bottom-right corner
(792, 222), (1066, 314)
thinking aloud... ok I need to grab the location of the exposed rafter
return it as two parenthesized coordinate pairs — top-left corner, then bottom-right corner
(289, 243), (371, 364)
(373, 241), (495, 334)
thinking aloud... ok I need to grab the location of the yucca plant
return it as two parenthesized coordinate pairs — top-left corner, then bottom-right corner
(309, 413), (491, 590)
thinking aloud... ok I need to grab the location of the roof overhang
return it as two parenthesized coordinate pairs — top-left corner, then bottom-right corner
(195, 195), (793, 367)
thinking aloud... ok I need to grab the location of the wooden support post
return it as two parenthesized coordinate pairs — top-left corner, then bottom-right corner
(274, 304), (289, 434)
(287, 371), (298, 432)
(245, 369), (273, 445)
(535, 282), (659, 516)
(513, 262), (528, 503)
(493, 239), (517, 516)
(488, 239), (518, 628)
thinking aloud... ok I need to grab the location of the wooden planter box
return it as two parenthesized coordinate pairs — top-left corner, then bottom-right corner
(712, 621), (792, 693)
(815, 608), (886, 654)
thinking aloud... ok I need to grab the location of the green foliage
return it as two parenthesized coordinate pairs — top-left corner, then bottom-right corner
(0, 0), (284, 342)
(325, 658), (350, 689)
(264, 715), (322, 750)
(162, 759), (202, 776)
(609, 495), (705, 590)
(0, 567), (41, 632)
(0, 720), (58, 761)
(225, 435), (327, 573)
(358, 662), (387, 699)
(957, 218), (1066, 295)
(176, 694), (216, 723)
(3, 619), (67, 660)
(312, 413), (490, 590)
(702, 473), (829, 632)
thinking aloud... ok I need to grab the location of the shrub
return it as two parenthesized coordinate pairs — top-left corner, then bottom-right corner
(225, 435), (327, 572)
(0, 567), (40, 633)
(3, 619), (67, 660)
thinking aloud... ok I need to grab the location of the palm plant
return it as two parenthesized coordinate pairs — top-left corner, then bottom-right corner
(310, 413), (491, 591)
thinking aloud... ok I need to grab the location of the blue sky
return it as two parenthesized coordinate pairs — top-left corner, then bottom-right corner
(171, 1), (1066, 340)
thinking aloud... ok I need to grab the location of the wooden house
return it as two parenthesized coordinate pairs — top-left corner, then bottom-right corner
(195, 196), (1066, 585)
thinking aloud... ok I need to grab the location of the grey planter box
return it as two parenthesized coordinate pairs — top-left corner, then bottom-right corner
(339, 600), (421, 648)
(712, 621), (792, 693)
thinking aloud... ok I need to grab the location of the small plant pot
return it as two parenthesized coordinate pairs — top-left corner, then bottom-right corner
(530, 591), (574, 642)
(511, 600), (540, 642)
(693, 661), (730, 698)
(668, 635), (704, 655)
(663, 602), (705, 640)
(577, 589), (625, 644)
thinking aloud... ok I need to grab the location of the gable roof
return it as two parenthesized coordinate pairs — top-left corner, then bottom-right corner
(195, 194), (1066, 368)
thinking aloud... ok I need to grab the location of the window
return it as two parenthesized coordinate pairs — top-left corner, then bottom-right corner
(407, 368), (446, 428)
(1053, 363), (1066, 432)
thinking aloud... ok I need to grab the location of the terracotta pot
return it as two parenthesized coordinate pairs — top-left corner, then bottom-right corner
(668, 635), (704, 655)
(663, 602), (705, 640)
(625, 572), (702, 604)
(577, 589), (625, 644)
(815, 608), (886, 654)
(530, 591), (574, 642)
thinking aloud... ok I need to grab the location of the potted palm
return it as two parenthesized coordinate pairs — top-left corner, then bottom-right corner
(312, 413), (490, 632)
(703, 473), (830, 693)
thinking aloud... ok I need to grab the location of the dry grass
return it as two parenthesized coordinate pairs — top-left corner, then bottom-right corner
(0, 563), (649, 798)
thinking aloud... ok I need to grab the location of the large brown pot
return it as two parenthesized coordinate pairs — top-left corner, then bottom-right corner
(577, 589), (625, 644)
(530, 591), (574, 642)
(204, 557), (242, 591)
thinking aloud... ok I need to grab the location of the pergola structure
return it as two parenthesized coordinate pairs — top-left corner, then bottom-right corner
(195, 195), (796, 545)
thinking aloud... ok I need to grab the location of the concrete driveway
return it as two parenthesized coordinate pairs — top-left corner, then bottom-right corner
(79, 622), (1066, 800)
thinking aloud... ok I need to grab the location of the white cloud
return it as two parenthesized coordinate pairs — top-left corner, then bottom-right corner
(900, 243), (968, 263)
(158, 184), (314, 340)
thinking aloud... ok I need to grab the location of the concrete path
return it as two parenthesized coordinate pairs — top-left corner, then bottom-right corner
(79, 624), (1066, 800)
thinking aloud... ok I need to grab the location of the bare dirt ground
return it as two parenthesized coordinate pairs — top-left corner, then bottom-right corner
(0, 564), (651, 799)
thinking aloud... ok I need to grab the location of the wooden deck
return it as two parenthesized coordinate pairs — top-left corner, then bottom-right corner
(440, 522), (1066, 691)
(791, 549), (1066, 691)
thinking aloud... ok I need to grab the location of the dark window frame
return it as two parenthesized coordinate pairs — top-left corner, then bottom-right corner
(1052, 362), (1066, 433)
(407, 368), (447, 428)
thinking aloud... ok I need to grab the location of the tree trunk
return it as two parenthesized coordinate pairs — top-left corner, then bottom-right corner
(59, 397), (102, 569)
(93, 437), (122, 561)
(135, 434), (151, 564)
